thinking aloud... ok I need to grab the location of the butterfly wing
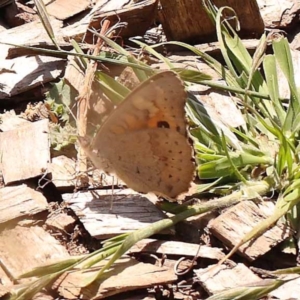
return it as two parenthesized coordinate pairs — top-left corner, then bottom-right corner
(80, 71), (195, 199)
(96, 71), (188, 137)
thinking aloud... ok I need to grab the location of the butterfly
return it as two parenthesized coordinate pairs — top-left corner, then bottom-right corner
(78, 71), (195, 200)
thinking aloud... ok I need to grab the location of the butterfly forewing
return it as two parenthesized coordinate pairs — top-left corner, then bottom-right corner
(80, 71), (195, 199)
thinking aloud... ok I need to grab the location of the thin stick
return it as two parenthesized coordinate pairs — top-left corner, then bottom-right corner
(76, 20), (111, 173)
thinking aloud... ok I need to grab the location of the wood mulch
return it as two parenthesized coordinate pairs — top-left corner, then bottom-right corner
(0, 0), (300, 299)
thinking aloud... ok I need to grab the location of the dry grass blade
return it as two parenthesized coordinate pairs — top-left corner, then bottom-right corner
(33, 0), (60, 50)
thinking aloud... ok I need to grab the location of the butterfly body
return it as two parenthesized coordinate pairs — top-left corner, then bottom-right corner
(79, 71), (195, 200)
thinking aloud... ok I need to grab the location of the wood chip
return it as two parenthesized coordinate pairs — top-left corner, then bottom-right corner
(130, 239), (225, 261)
(62, 0), (158, 42)
(195, 263), (261, 295)
(158, 0), (264, 44)
(208, 201), (294, 261)
(63, 189), (171, 239)
(269, 274), (300, 299)
(44, 0), (91, 21)
(0, 18), (65, 100)
(0, 225), (70, 278)
(55, 256), (177, 299)
(0, 110), (30, 131)
(49, 155), (77, 190)
(46, 213), (76, 233)
(0, 119), (50, 184)
(32, 293), (55, 300)
(0, 185), (48, 224)
(258, 0), (300, 28)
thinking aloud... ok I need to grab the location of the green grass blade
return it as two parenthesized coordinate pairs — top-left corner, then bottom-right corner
(273, 38), (300, 131)
(263, 54), (286, 125)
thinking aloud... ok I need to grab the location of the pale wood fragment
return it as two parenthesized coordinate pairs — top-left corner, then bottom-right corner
(208, 201), (294, 261)
(0, 55), (65, 100)
(269, 275), (300, 299)
(0, 19), (65, 100)
(43, 0), (91, 21)
(130, 239), (225, 261)
(0, 225), (70, 278)
(0, 185), (48, 224)
(195, 263), (260, 295)
(32, 293), (55, 300)
(0, 110), (30, 131)
(49, 155), (77, 190)
(62, 0), (158, 42)
(62, 189), (170, 239)
(55, 256), (177, 299)
(258, 0), (300, 28)
(46, 213), (76, 233)
(0, 119), (50, 184)
(158, 0), (264, 44)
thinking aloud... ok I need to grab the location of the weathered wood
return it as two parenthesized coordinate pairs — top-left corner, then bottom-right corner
(158, 0), (264, 44)
(0, 185), (48, 224)
(62, 0), (158, 43)
(32, 293), (55, 300)
(0, 110), (30, 131)
(55, 256), (177, 299)
(0, 18), (65, 100)
(43, 0), (91, 21)
(258, 0), (300, 28)
(15, 2), (39, 24)
(269, 274), (300, 299)
(194, 92), (246, 128)
(195, 263), (261, 295)
(0, 55), (65, 100)
(0, 119), (50, 184)
(0, 225), (70, 279)
(208, 201), (294, 261)
(130, 239), (225, 261)
(49, 155), (77, 190)
(62, 189), (171, 239)
(46, 212), (76, 233)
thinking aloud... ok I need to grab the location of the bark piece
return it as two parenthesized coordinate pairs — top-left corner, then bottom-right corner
(269, 275), (300, 299)
(0, 55), (65, 100)
(44, 0), (91, 21)
(0, 119), (50, 184)
(208, 201), (294, 261)
(195, 263), (260, 295)
(0, 185), (48, 224)
(0, 110), (30, 131)
(62, 189), (170, 239)
(158, 0), (264, 44)
(46, 213), (76, 233)
(62, 0), (158, 42)
(32, 293), (55, 300)
(0, 18), (65, 100)
(258, 0), (300, 28)
(130, 239), (225, 261)
(0, 225), (70, 278)
(55, 256), (177, 299)
(49, 156), (77, 190)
